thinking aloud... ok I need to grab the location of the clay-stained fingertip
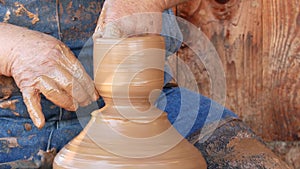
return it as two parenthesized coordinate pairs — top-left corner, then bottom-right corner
(30, 111), (46, 129)
(23, 91), (46, 129)
(34, 118), (46, 129)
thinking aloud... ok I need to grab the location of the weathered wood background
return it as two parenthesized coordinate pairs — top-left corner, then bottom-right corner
(172, 0), (300, 141)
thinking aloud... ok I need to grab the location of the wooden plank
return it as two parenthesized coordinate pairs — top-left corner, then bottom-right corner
(175, 0), (300, 141)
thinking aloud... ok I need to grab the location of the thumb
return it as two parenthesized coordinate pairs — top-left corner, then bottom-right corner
(22, 87), (45, 129)
(94, 21), (122, 38)
(94, 1), (122, 38)
(102, 23), (123, 38)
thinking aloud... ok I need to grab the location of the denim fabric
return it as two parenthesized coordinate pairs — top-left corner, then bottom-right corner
(157, 87), (237, 137)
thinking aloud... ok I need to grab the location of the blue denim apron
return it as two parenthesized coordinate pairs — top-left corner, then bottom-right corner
(0, 0), (237, 167)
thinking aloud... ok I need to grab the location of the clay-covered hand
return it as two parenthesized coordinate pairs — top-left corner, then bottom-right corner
(0, 23), (99, 129)
(94, 0), (188, 38)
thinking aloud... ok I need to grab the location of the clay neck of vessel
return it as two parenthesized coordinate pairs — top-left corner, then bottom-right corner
(102, 97), (152, 111)
(93, 36), (166, 117)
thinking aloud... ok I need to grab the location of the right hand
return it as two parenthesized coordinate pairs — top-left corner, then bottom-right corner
(0, 23), (99, 129)
(94, 0), (188, 38)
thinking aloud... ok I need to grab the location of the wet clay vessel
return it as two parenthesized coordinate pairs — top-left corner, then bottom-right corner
(53, 36), (207, 169)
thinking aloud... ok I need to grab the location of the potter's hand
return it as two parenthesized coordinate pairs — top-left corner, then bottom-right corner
(0, 23), (98, 129)
(94, 0), (188, 38)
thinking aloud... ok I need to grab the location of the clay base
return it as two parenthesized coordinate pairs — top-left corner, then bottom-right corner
(53, 108), (207, 169)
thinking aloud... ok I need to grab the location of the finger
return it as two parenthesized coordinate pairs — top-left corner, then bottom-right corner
(102, 22), (123, 38)
(37, 75), (78, 111)
(95, 1), (124, 38)
(22, 87), (45, 129)
(70, 60), (99, 102)
(94, 1), (109, 38)
(133, 13), (162, 36)
(53, 46), (99, 102)
(52, 65), (93, 107)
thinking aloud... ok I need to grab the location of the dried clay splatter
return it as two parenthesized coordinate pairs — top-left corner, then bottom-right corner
(3, 9), (11, 22)
(0, 137), (20, 148)
(38, 148), (57, 168)
(0, 76), (19, 101)
(24, 123), (32, 131)
(12, 111), (20, 116)
(0, 99), (19, 110)
(14, 2), (40, 24)
(0, 90), (11, 101)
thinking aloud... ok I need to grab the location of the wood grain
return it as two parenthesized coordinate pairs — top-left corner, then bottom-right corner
(176, 0), (300, 141)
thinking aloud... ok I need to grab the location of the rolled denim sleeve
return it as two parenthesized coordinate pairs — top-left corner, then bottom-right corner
(162, 9), (183, 57)
(162, 9), (183, 84)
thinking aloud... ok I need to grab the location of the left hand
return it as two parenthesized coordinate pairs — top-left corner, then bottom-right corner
(0, 23), (99, 128)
